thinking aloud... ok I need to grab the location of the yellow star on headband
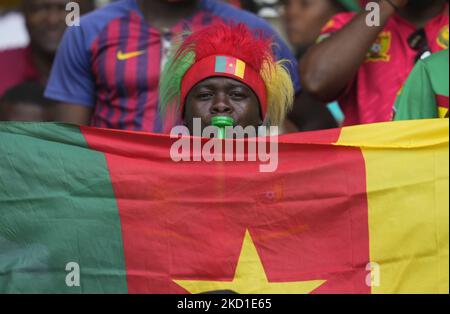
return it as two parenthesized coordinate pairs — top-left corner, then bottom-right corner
(173, 230), (326, 294)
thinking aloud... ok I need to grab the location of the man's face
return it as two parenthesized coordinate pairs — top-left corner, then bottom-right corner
(23, 0), (93, 55)
(184, 77), (262, 134)
(282, 0), (341, 51)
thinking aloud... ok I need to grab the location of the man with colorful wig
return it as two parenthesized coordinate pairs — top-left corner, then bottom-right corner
(159, 22), (295, 134)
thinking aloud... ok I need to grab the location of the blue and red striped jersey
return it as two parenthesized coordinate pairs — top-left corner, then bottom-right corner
(45, 0), (301, 132)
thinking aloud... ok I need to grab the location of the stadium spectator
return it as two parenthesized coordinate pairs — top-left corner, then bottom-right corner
(281, 0), (361, 131)
(394, 49), (449, 120)
(44, 0), (300, 133)
(0, 0), (95, 96)
(300, 0), (449, 126)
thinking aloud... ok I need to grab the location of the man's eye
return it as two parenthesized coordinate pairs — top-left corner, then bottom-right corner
(230, 92), (246, 99)
(197, 93), (212, 100)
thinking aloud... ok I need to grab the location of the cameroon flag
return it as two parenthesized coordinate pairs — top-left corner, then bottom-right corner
(0, 120), (448, 294)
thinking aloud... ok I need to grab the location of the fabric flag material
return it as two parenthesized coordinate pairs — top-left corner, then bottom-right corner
(0, 120), (448, 294)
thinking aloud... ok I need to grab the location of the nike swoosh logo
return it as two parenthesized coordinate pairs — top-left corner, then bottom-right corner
(117, 50), (146, 61)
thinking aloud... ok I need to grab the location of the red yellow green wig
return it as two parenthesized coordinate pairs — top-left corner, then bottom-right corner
(159, 22), (294, 126)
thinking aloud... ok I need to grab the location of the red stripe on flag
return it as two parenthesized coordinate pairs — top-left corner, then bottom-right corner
(82, 127), (370, 293)
(224, 56), (237, 75)
(81, 124), (369, 294)
(436, 94), (449, 109)
(279, 128), (342, 144)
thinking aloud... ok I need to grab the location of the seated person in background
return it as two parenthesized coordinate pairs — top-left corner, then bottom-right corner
(0, 81), (54, 121)
(0, 0), (95, 96)
(300, 0), (448, 126)
(159, 22), (294, 134)
(394, 49), (449, 120)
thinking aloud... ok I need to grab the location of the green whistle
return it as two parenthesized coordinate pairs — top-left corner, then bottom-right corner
(211, 116), (234, 139)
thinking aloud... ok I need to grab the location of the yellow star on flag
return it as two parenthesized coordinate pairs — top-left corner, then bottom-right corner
(173, 230), (326, 294)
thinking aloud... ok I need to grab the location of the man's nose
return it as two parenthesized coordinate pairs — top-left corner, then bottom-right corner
(210, 97), (233, 114)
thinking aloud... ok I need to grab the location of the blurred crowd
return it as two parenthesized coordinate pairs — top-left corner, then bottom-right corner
(0, 0), (448, 133)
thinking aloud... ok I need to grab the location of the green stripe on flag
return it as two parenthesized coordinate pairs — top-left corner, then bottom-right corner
(215, 56), (227, 73)
(0, 123), (127, 293)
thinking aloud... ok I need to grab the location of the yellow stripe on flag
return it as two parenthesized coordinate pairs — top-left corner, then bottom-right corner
(438, 107), (448, 119)
(235, 59), (246, 79)
(336, 119), (449, 294)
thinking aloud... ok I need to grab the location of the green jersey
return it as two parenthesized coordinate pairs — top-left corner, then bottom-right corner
(394, 49), (449, 120)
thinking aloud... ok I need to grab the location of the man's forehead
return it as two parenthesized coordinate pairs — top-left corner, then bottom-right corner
(195, 77), (251, 89)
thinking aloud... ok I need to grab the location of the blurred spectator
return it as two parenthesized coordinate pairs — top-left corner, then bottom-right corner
(394, 49), (449, 120)
(0, 81), (53, 121)
(44, 0), (300, 133)
(300, 0), (449, 126)
(281, 0), (361, 131)
(283, 0), (360, 58)
(0, 0), (95, 97)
